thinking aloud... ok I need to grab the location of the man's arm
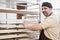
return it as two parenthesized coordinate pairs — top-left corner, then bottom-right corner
(23, 21), (43, 30)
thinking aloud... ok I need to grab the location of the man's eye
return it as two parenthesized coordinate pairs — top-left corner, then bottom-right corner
(42, 8), (43, 10)
(44, 8), (47, 9)
(42, 8), (47, 10)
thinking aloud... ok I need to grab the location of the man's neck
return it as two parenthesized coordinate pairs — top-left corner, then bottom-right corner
(46, 12), (52, 17)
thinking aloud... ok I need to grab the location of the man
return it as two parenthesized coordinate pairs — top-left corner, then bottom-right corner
(23, 2), (59, 40)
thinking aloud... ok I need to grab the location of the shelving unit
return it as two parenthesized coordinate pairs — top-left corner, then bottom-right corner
(0, 8), (39, 40)
(0, 0), (41, 40)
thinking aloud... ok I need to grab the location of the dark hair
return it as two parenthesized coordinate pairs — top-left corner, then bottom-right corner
(42, 2), (53, 8)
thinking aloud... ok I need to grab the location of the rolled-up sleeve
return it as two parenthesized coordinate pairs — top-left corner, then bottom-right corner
(40, 17), (54, 29)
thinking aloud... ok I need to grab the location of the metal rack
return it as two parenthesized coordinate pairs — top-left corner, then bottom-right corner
(0, 7), (39, 40)
(0, 0), (41, 40)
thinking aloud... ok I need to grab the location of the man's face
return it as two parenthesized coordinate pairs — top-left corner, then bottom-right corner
(42, 6), (52, 17)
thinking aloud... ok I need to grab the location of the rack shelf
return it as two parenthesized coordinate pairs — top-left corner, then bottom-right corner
(0, 7), (38, 15)
(0, 34), (29, 39)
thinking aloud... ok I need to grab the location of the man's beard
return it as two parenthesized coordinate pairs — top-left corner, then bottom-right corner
(43, 12), (48, 17)
(43, 12), (52, 17)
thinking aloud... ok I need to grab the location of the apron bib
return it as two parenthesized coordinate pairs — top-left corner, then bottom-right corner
(39, 30), (52, 40)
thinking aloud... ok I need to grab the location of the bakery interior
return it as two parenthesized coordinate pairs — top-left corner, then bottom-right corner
(0, 0), (60, 40)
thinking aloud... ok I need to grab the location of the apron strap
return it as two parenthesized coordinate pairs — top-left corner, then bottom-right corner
(39, 30), (52, 40)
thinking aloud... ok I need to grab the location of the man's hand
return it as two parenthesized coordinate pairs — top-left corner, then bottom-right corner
(23, 20), (43, 30)
(23, 20), (29, 28)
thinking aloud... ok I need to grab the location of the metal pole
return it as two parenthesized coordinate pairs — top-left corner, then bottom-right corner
(37, 0), (41, 23)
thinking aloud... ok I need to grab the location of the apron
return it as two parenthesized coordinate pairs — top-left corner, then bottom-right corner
(39, 30), (52, 40)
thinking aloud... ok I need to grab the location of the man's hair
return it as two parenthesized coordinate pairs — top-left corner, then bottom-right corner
(42, 2), (53, 8)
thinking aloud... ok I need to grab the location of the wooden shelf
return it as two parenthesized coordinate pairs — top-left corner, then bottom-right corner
(0, 7), (38, 15)
(0, 34), (29, 39)
(0, 29), (28, 34)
